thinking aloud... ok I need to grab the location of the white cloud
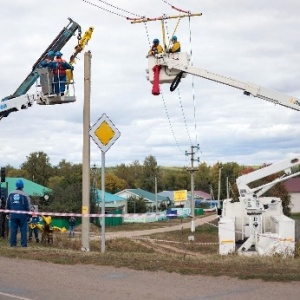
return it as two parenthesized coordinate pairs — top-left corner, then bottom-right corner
(1, 0), (300, 169)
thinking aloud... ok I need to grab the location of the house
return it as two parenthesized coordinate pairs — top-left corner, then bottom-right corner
(95, 189), (126, 213)
(115, 188), (168, 212)
(283, 177), (300, 213)
(194, 190), (211, 200)
(95, 190), (126, 227)
(0, 177), (51, 199)
(158, 190), (212, 207)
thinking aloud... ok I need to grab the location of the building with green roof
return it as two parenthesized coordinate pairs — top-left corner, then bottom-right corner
(1, 177), (51, 197)
(115, 188), (168, 212)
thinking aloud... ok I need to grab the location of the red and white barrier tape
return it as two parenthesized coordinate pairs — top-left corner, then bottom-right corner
(0, 209), (180, 218)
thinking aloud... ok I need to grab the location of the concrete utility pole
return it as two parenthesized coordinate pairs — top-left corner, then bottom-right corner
(217, 166), (222, 210)
(185, 145), (199, 232)
(155, 176), (158, 214)
(82, 51), (92, 252)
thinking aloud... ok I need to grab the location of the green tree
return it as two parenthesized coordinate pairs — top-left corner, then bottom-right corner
(21, 151), (52, 186)
(47, 176), (65, 190)
(49, 182), (82, 213)
(6, 165), (29, 179)
(174, 169), (190, 190)
(53, 160), (82, 185)
(194, 162), (211, 193)
(105, 173), (127, 193)
(114, 160), (143, 188)
(141, 155), (160, 192)
(127, 196), (147, 213)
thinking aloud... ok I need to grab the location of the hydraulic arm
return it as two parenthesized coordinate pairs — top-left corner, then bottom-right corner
(3, 18), (81, 102)
(153, 54), (300, 111)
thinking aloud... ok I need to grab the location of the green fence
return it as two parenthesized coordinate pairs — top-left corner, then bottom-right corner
(50, 217), (81, 229)
(95, 209), (123, 227)
(194, 208), (204, 216)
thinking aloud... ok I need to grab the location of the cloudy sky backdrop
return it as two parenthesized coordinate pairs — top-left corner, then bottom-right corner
(1, 0), (300, 168)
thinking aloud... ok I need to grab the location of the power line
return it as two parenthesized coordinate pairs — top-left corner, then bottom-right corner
(160, 91), (184, 155)
(176, 88), (193, 145)
(82, 0), (201, 162)
(187, 14), (199, 148)
(161, 0), (191, 14)
(82, 0), (143, 19)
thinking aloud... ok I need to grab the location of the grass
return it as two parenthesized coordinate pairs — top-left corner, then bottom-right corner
(1, 218), (300, 282)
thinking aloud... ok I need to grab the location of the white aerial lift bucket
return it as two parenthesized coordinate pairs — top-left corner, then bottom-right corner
(36, 68), (76, 105)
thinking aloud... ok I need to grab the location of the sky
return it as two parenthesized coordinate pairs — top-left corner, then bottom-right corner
(0, 0), (300, 169)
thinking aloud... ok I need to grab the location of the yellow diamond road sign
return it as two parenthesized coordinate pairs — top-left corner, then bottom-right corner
(89, 113), (121, 153)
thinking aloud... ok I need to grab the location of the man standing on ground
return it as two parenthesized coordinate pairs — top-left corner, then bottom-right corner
(6, 179), (30, 247)
(28, 205), (40, 243)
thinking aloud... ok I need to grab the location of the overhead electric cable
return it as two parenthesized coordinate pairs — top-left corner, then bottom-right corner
(163, 16), (194, 147)
(187, 15), (199, 148)
(161, 0), (191, 14)
(177, 88), (193, 145)
(82, 0), (143, 19)
(160, 91), (184, 155)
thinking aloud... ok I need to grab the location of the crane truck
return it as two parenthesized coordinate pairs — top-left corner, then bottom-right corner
(0, 18), (93, 120)
(219, 156), (300, 256)
(146, 52), (300, 256)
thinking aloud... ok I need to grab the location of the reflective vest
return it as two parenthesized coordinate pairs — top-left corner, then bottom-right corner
(53, 58), (66, 75)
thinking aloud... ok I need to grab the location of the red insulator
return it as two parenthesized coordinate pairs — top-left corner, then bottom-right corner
(152, 65), (161, 95)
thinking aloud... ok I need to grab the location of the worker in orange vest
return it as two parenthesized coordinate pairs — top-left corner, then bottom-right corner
(53, 51), (73, 96)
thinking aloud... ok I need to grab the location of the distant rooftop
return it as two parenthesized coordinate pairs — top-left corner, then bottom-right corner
(283, 177), (300, 193)
(3, 177), (50, 197)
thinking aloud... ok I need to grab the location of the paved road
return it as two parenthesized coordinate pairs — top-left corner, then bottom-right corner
(1, 214), (300, 300)
(1, 256), (300, 300)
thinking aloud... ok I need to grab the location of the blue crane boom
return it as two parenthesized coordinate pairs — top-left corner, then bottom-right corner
(4, 18), (81, 101)
(0, 17), (88, 120)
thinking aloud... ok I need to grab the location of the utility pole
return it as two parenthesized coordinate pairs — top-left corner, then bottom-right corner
(226, 177), (229, 199)
(155, 176), (158, 214)
(82, 51), (92, 252)
(217, 166), (222, 213)
(185, 145), (199, 232)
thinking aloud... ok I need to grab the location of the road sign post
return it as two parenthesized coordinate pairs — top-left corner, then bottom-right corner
(89, 113), (120, 253)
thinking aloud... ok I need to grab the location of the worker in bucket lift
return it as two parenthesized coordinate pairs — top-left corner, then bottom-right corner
(148, 39), (163, 57)
(53, 51), (73, 96)
(39, 50), (55, 68)
(168, 36), (181, 53)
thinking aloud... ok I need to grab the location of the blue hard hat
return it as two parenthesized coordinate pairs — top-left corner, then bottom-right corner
(16, 179), (24, 189)
(55, 51), (63, 57)
(47, 50), (55, 57)
(171, 35), (177, 41)
(153, 38), (159, 44)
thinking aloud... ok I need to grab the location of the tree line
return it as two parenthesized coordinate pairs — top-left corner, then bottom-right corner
(3, 151), (296, 215)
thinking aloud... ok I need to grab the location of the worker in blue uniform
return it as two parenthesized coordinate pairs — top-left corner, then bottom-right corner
(40, 50), (55, 68)
(53, 51), (73, 96)
(6, 179), (31, 247)
(39, 50), (56, 95)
